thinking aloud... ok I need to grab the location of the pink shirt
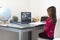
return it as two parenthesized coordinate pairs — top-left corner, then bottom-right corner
(44, 17), (55, 38)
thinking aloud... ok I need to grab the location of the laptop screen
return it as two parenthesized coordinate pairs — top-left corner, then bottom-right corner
(21, 12), (31, 24)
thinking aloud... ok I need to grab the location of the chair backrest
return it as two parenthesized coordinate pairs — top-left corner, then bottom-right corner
(54, 19), (60, 38)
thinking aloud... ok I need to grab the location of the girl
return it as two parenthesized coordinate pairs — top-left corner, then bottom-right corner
(39, 6), (57, 40)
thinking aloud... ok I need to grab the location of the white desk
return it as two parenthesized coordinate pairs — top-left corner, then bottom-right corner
(0, 22), (45, 40)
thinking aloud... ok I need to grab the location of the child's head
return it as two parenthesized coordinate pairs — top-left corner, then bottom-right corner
(47, 6), (57, 24)
(47, 6), (56, 18)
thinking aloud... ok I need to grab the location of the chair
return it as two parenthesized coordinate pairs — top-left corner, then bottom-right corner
(37, 37), (49, 40)
(37, 36), (52, 40)
(54, 19), (60, 40)
(37, 33), (52, 40)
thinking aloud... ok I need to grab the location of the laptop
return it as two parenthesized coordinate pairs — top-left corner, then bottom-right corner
(21, 12), (31, 24)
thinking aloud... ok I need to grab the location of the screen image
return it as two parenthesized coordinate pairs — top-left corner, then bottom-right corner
(21, 12), (31, 24)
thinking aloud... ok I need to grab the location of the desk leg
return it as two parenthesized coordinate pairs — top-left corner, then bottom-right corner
(19, 30), (23, 40)
(28, 31), (32, 40)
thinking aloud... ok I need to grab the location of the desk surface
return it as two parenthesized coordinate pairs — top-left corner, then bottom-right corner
(0, 22), (46, 30)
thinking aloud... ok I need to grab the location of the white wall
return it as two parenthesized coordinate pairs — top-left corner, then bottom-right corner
(30, 0), (48, 18)
(0, 0), (60, 20)
(30, 0), (60, 19)
(0, 0), (31, 21)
